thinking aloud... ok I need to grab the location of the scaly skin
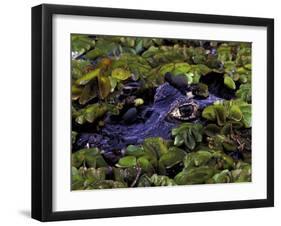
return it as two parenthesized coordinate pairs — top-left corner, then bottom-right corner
(76, 82), (221, 162)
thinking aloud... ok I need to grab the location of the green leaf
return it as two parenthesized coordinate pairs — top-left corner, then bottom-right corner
(72, 151), (86, 168)
(221, 121), (243, 135)
(184, 151), (213, 168)
(137, 174), (152, 187)
(202, 105), (216, 121)
(71, 84), (83, 100)
(71, 35), (95, 55)
(228, 105), (243, 121)
(143, 137), (169, 159)
(239, 74), (247, 83)
(244, 64), (252, 70)
(240, 105), (251, 128)
(71, 167), (85, 190)
(191, 127), (203, 143)
(71, 60), (91, 80)
(126, 145), (145, 157)
(85, 38), (120, 60)
(150, 174), (177, 186)
(232, 162), (251, 182)
(185, 72), (194, 84)
(111, 68), (131, 80)
(213, 151), (234, 169)
(159, 63), (175, 76)
(222, 140), (237, 152)
(172, 123), (203, 150)
(98, 75), (111, 99)
(79, 82), (97, 105)
(214, 105), (226, 126)
(84, 148), (108, 168)
(141, 45), (159, 58)
(194, 151), (213, 167)
(109, 76), (118, 92)
(189, 47), (206, 64)
(135, 39), (143, 53)
(236, 84), (251, 102)
(174, 166), (216, 185)
(74, 103), (107, 125)
(173, 62), (191, 75)
(204, 124), (221, 137)
(211, 170), (232, 183)
(75, 68), (100, 85)
(184, 130), (196, 150)
(159, 147), (186, 169)
(197, 64), (212, 75)
(224, 75), (236, 90)
(72, 131), (78, 144)
(72, 148), (108, 168)
(85, 48), (104, 60)
(174, 134), (184, 146)
(75, 115), (86, 124)
(116, 156), (137, 168)
(192, 83), (209, 98)
(137, 157), (154, 175)
(217, 44), (232, 63)
(224, 61), (236, 76)
(84, 168), (107, 186)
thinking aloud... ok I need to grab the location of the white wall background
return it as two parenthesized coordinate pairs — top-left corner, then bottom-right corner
(0, 0), (279, 225)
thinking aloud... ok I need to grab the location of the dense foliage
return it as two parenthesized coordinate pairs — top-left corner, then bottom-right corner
(71, 34), (252, 190)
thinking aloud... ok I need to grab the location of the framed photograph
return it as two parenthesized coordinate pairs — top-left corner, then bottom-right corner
(32, 4), (274, 221)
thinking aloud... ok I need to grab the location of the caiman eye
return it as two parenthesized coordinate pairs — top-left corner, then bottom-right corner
(168, 100), (199, 121)
(179, 105), (194, 118)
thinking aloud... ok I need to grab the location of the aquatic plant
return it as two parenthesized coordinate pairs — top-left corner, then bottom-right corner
(71, 35), (252, 190)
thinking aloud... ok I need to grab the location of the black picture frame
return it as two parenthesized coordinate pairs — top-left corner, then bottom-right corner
(32, 3), (274, 222)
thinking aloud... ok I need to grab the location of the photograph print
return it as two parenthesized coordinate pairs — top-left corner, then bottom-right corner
(71, 34), (252, 190)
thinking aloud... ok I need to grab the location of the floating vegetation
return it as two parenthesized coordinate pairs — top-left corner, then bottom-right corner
(71, 34), (252, 190)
